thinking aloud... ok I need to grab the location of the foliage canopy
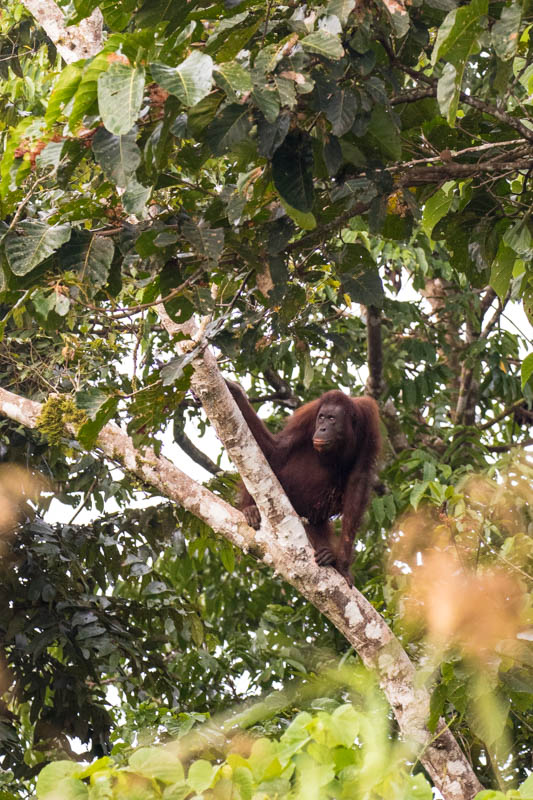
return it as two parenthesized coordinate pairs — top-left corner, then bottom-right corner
(0, 0), (532, 796)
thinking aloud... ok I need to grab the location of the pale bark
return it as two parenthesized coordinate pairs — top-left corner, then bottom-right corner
(22, 0), (103, 63)
(156, 309), (483, 800)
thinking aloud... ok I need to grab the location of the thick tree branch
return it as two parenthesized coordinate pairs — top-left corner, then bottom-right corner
(0, 387), (255, 557)
(155, 308), (482, 800)
(22, 0), (103, 63)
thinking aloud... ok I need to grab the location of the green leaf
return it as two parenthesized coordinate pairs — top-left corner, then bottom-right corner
(436, 62), (460, 125)
(5, 221), (71, 276)
(206, 104), (251, 156)
(410, 481), (429, 510)
(123, 179), (151, 216)
(252, 85), (280, 123)
(280, 198), (317, 230)
(92, 126), (141, 188)
(257, 111), (290, 158)
(421, 182), (454, 239)
(518, 774), (533, 798)
(325, 89), (358, 137)
(129, 746), (185, 785)
(187, 759), (216, 793)
(181, 219), (224, 263)
(36, 762), (81, 797)
(340, 268), (384, 307)
(300, 31), (345, 60)
(327, 0), (356, 26)
(503, 219), (533, 255)
(75, 388), (110, 418)
(32, 290), (57, 321)
(77, 397), (119, 449)
(220, 541), (235, 572)
(214, 61), (253, 101)
(405, 774), (433, 800)
(151, 52), (214, 107)
(490, 242), (514, 300)
(233, 766), (253, 800)
(45, 63), (83, 125)
(492, 3), (521, 61)
(60, 230), (114, 287)
(367, 106), (401, 159)
(272, 132), (314, 213)
(432, 0), (488, 66)
(69, 52), (112, 131)
(521, 353), (533, 389)
(98, 63), (145, 135)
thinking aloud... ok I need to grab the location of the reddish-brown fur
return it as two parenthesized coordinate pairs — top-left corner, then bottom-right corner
(227, 383), (381, 583)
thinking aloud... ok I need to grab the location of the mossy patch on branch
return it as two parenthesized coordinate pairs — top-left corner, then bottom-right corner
(36, 395), (87, 446)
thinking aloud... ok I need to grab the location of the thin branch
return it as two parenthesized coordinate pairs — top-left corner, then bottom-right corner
(487, 437), (533, 452)
(365, 305), (384, 399)
(479, 399), (526, 431)
(173, 424), (223, 476)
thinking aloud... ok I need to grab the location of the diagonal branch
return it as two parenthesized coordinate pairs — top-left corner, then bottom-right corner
(156, 308), (483, 800)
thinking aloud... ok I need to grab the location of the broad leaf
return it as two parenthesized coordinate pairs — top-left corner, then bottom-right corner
(422, 182), (454, 239)
(45, 63), (83, 125)
(272, 132), (314, 213)
(92, 126), (141, 188)
(300, 31), (345, 59)
(521, 353), (533, 389)
(206, 104), (251, 155)
(214, 61), (253, 101)
(5, 221), (71, 276)
(151, 53), (214, 107)
(490, 242), (515, 300)
(60, 231), (114, 287)
(492, 3), (521, 61)
(129, 747), (185, 784)
(98, 63), (145, 135)
(182, 219), (224, 263)
(77, 397), (119, 449)
(325, 89), (358, 136)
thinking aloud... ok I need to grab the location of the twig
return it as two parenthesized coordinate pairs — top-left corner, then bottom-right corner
(479, 399), (526, 431)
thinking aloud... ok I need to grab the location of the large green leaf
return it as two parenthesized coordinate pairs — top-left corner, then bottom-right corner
(492, 3), (521, 61)
(98, 63), (145, 135)
(60, 230), (114, 287)
(490, 241), (515, 300)
(68, 52), (112, 131)
(431, 0), (487, 66)
(45, 63), (83, 125)
(5, 221), (71, 276)
(300, 31), (345, 60)
(182, 219), (224, 264)
(206, 104), (251, 155)
(421, 182), (455, 239)
(92, 126), (141, 188)
(128, 747), (184, 784)
(151, 52), (214, 107)
(325, 89), (358, 136)
(214, 61), (253, 101)
(436, 62), (461, 125)
(272, 132), (314, 213)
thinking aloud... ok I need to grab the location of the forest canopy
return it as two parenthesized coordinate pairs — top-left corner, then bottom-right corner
(0, 0), (532, 798)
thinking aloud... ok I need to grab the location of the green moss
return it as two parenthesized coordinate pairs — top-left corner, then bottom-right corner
(36, 396), (87, 446)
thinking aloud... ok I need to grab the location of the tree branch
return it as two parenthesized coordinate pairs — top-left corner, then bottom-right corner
(155, 308), (483, 800)
(22, 0), (103, 63)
